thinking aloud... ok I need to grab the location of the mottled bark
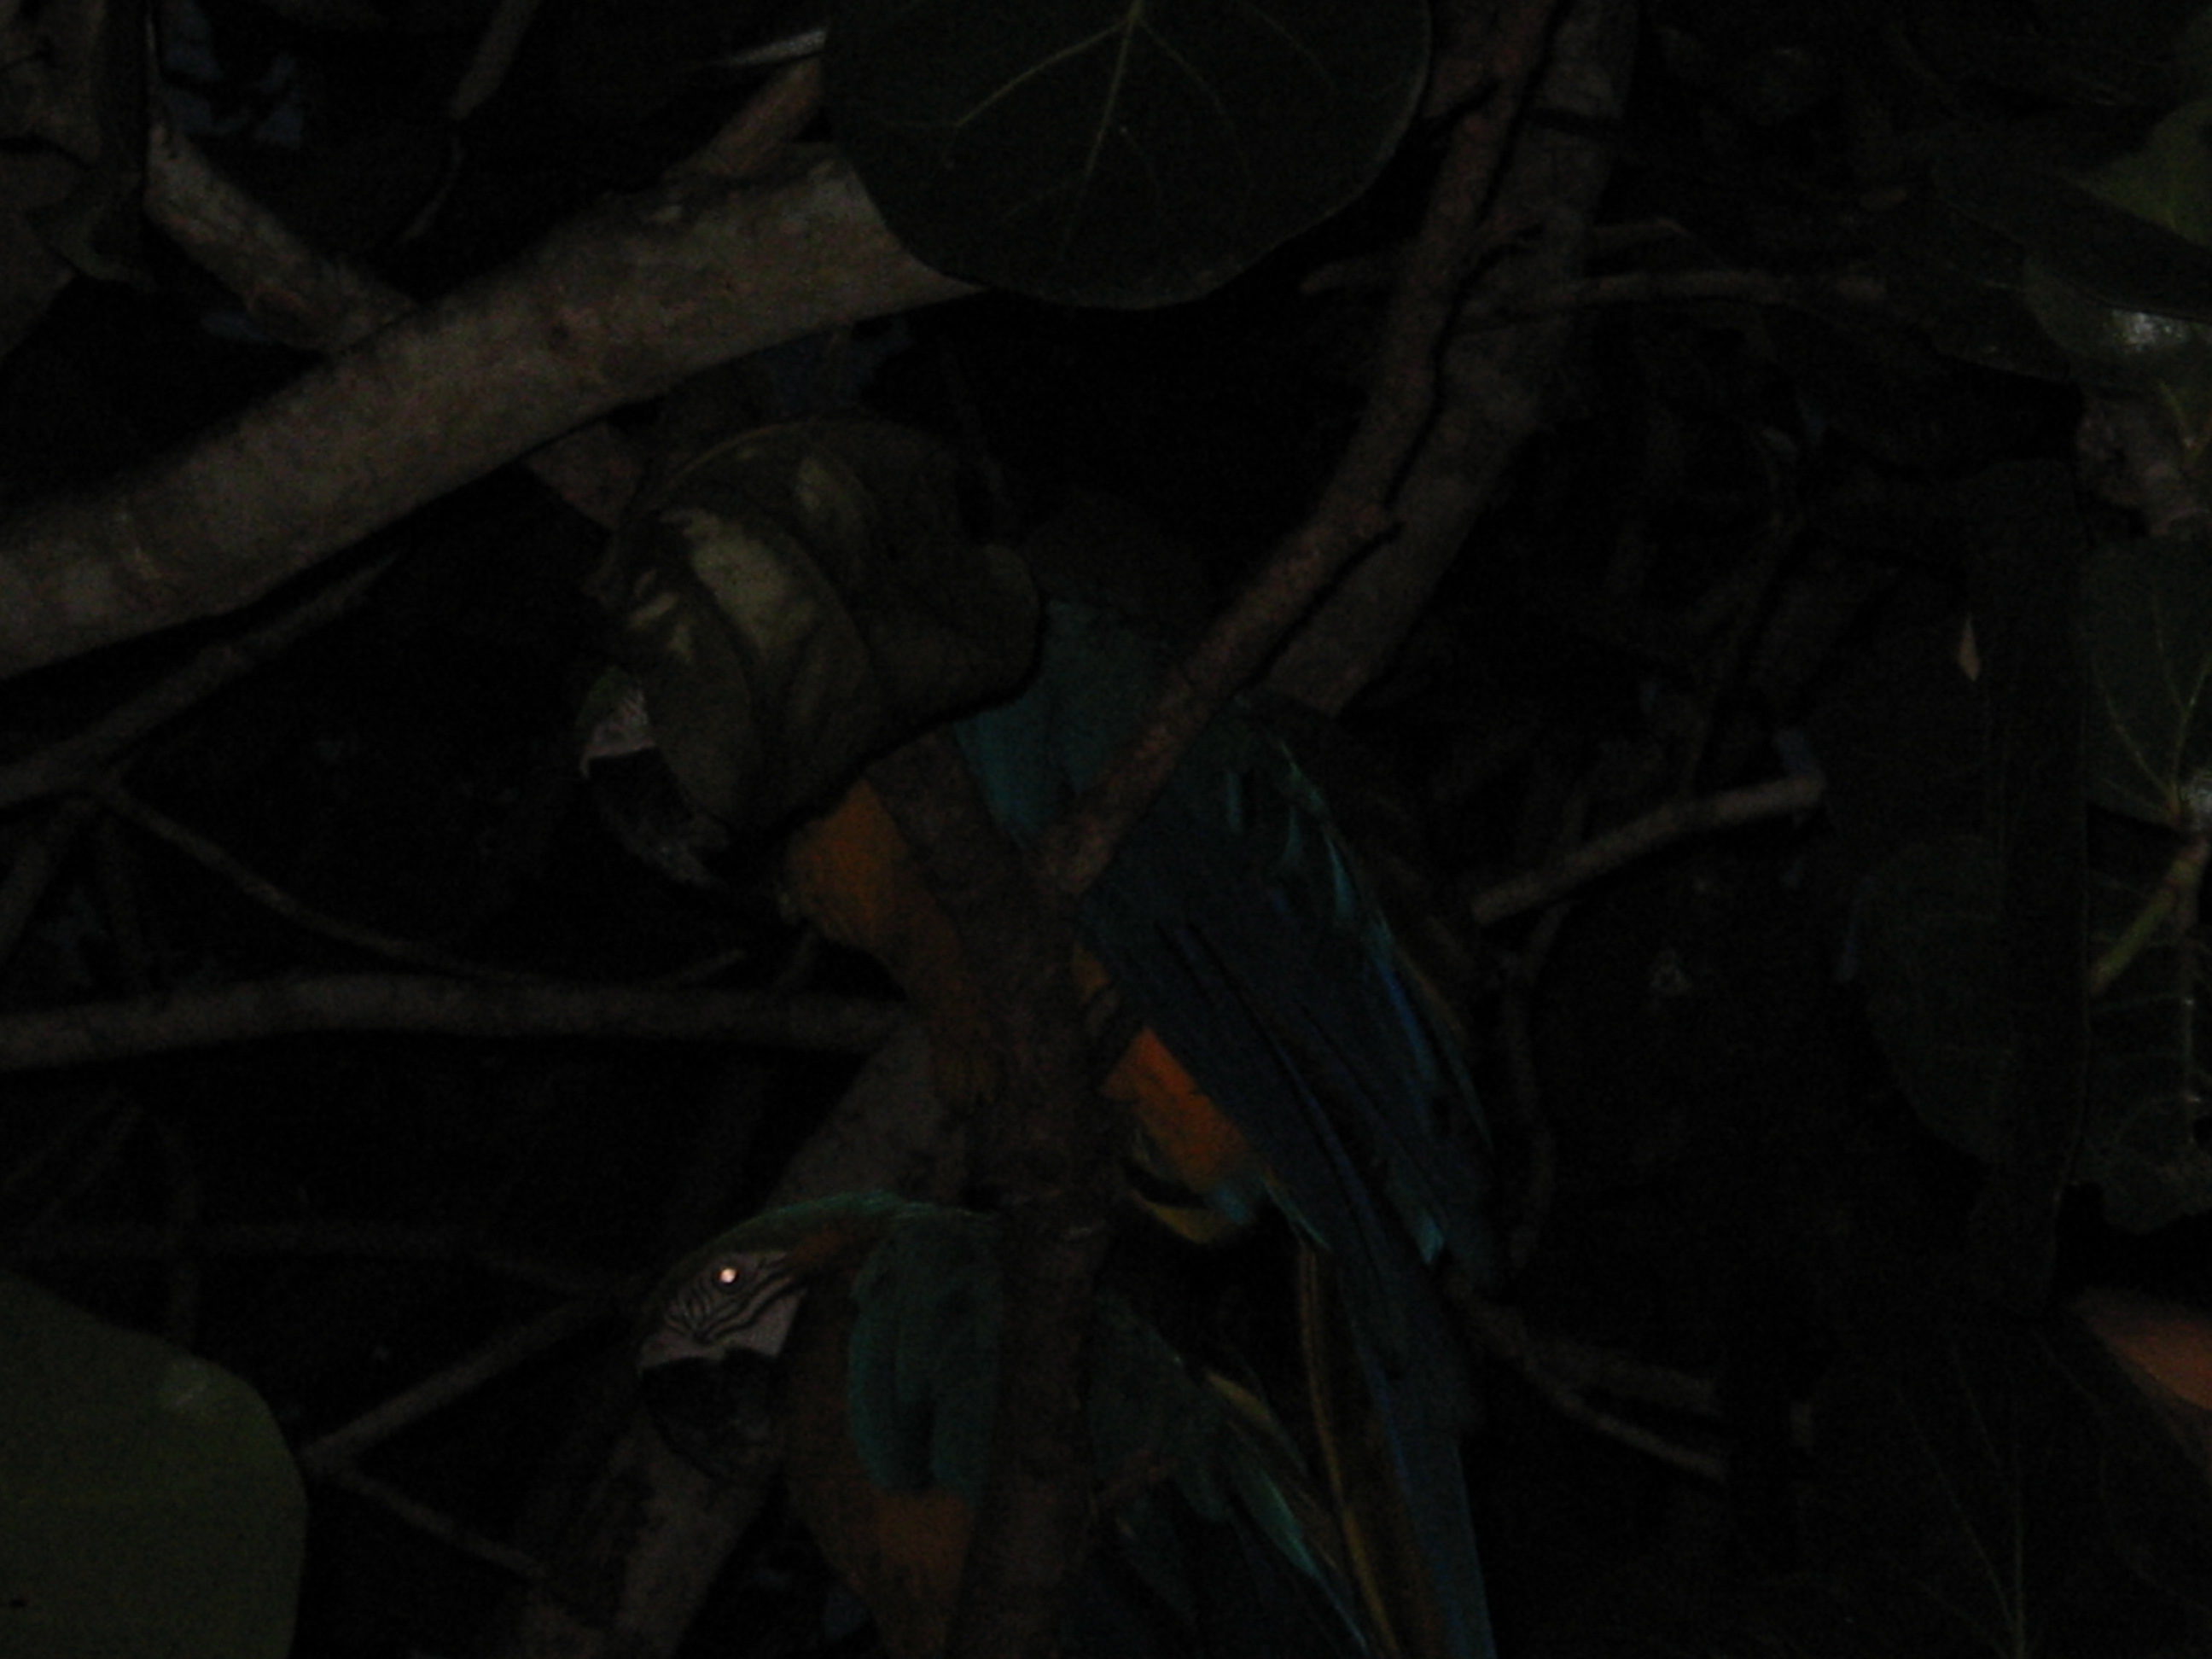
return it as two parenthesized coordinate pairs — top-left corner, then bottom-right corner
(0, 152), (970, 678)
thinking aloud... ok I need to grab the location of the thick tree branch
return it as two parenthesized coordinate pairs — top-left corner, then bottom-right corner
(144, 61), (823, 533)
(864, 732), (1115, 1659)
(0, 145), (969, 679)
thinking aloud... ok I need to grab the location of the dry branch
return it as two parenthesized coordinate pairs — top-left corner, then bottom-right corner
(0, 150), (969, 679)
(0, 556), (394, 812)
(1470, 774), (1826, 926)
(0, 975), (901, 1071)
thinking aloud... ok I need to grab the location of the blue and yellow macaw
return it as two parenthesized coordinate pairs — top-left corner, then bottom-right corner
(771, 603), (1498, 1659)
(639, 1195), (1372, 1659)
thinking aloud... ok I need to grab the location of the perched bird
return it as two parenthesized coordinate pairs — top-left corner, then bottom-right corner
(778, 603), (1498, 1659)
(638, 1195), (1372, 1659)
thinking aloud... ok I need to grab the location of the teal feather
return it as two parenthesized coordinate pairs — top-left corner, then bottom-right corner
(847, 1207), (1000, 1499)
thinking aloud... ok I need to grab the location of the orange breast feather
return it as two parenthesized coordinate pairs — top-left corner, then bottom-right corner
(787, 782), (1254, 1202)
(784, 781), (1003, 1111)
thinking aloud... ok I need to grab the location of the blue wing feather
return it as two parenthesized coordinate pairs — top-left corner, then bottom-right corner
(954, 606), (1491, 1279)
(954, 603), (1497, 1659)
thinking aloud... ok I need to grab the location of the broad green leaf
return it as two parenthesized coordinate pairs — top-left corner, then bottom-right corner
(2074, 97), (2212, 247)
(824, 0), (1429, 307)
(2014, 264), (2212, 493)
(1797, 1274), (2212, 1657)
(2009, 102), (2212, 405)
(597, 416), (1039, 835)
(2085, 864), (2212, 1229)
(0, 1272), (304, 1659)
(2082, 533), (2212, 829)
(1934, 137), (2212, 323)
(1860, 836), (2212, 1229)
(2019, 256), (2212, 392)
(1870, 189), (2078, 382)
(1936, 111), (2212, 418)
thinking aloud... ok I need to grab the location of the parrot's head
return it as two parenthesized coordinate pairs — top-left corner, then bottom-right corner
(634, 1196), (942, 1481)
(637, 1248), (807, 1481)
(642, 1249), (806, 1367)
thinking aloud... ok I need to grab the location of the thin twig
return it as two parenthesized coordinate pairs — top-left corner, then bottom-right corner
(1458, 1294), (1732, 1483)
(145, 111), (411, 354)
(672, 59), (824, 179)
(93, 779), (543, 982)
(0, 795), (99, 965)
(0, 975), (902, 1072)
(1470, 774), (1825, 926)
(6, 1219), (625, 1300)
(447, 0), (547, 121)
(1516, 1371), (1727, 1484)
(1473, 265), (1889, 322)
(318, 1463), (549, 1580)
(300, 1296), (626, 1478)
(0, 557), (395, 812)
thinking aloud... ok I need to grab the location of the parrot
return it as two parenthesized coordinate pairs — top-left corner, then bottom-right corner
(637, 1194), (1375, 1659)
(777, 602), (1499, 1659)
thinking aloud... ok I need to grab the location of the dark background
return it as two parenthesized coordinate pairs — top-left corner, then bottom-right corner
(9, 0), (2212, 1654)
